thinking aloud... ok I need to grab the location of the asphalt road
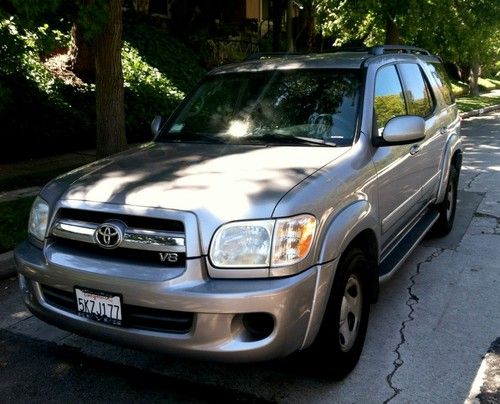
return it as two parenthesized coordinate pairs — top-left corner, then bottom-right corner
(0, 328), (266, 403)
(0, 112), (499, 403)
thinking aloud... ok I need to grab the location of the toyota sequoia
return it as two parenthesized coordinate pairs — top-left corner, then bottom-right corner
(15, 45), (462, 377)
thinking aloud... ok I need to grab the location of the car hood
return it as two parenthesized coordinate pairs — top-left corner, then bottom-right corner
(61, 142), (347, 222)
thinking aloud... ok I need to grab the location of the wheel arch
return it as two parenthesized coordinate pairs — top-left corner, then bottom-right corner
(436, 132), (463, 203)
(301, 202), (380, 349)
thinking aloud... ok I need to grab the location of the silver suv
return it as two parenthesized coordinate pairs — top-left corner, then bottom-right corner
(15, 45), (462, 377)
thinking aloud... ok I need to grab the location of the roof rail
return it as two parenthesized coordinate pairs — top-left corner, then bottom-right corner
(321, 46), (370, 54)
(370, 45), (431, 56)
(245, 52), (304, 61)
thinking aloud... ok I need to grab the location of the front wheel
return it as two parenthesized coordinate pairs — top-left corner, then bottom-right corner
(432, 165), (458, 237)
(311, 248), (370, 379)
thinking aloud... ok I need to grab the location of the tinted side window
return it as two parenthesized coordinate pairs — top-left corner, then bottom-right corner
(399, 63), (434, 117)
(428, 63), (454, 105)
(374, 65), (407, 131)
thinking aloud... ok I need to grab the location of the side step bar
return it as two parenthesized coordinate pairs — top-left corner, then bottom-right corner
(379, 210), (440, 281)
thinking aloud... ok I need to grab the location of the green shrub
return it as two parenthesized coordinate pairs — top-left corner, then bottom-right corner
(122, 42), (185, 140)
(0, 15), (94, 162)
(450, 80), (469, 97)
(0, 12), (206, 160)
(0, 16), (69, 104)
(122, 19), (206, 141)
(124, 18), (205, 93)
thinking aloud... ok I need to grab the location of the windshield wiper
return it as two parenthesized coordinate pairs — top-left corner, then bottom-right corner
(251, 133), (337, 147)
(294, 136), (337, 146)
(161, 132), (225, 143)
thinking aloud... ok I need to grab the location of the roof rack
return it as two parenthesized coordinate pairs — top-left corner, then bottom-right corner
(369, 45), (431, 56)
(245, 52), (304, 61)
(323, 46), (370, 53)
(244, 45), (432, 62)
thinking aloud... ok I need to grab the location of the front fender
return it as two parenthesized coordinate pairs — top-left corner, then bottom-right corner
(318, 200), (379, 264)
(300, 200), (379, 349)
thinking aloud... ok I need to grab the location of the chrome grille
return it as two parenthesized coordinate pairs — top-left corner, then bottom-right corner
(50, 208), (186, 265)
(52, 219), (185, 253)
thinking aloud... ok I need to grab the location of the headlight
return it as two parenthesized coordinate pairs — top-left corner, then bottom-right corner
(209, 214), (316, 269)
(210, 220), (274, 267)
(28, 196), (49, 241)
(272, 215), (316, 266)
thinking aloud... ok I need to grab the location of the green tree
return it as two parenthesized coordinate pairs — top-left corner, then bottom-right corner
(94, 0), (127, 157)
(315, 0), (499, 94)
(415, 0), (500, 95)
(7, 0), (127, 157)
(316, 0), (430, 46)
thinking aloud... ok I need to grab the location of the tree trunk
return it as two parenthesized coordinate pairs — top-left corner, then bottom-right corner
(68, 20), (95, 82)
(469, 63), (481, 96)
(458, 64), (470, 83)
(95, 0), (127, 158)
(286, 0), (294, 52)
(272, 0), (285, 51)
(134, 0), (149, 14)
(385, 14), (400, 45)
(296, 2), (315, 52)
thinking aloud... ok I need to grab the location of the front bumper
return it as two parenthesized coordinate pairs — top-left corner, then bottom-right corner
(15, 240), (337, 362)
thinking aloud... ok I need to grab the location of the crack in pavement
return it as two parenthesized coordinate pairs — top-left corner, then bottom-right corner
(383, 248), (445, 404)
(464, 171), (483, 190)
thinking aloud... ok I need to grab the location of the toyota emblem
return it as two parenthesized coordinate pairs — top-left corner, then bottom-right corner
(94, 222), (123, 249)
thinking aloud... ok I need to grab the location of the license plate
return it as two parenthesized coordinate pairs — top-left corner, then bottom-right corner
(75, 287), (122, 325)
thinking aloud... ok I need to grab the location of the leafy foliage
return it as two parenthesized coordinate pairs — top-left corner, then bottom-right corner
(121, 18), (205, 140)
(0, 14), (95, 162)
(315, 0), (499, 78)
(122, 42), (185, 140)
(123, 18), (205, 94)
(0, 9), (205, 161)
(0, 16), (71, 102)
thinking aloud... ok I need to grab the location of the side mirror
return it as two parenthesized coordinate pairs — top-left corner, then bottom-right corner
(374, 115), (425, 146)
(151, 115), (165, 139)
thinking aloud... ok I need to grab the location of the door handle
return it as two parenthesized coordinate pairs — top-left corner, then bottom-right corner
(439, 127), (448, 135)
(409, 144), (421, 155)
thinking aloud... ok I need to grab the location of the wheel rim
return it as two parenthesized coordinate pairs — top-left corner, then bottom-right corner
(446, 180), (455, 222)
(339, 274), (363, 352)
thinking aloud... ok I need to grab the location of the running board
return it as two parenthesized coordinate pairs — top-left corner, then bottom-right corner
(379, 210), (439, 281)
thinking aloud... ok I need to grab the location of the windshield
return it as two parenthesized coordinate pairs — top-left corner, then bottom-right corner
(158, 69), (362, 146)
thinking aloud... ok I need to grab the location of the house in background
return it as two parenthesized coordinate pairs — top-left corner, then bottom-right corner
(127, 0), (305, 65)
(130, 0), (274, 37)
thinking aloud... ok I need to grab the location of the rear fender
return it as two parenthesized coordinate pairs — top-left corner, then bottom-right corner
(436, 129), (462, 204)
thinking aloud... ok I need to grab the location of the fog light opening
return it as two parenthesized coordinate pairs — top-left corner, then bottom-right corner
(242, 313), (274, 341)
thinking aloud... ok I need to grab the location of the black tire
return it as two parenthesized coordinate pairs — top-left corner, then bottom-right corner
(432, 165), (458, 237)
(311, 248), (370, 379)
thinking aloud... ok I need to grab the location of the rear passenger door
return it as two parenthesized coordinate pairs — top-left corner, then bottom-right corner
(398, 63), (445, 203)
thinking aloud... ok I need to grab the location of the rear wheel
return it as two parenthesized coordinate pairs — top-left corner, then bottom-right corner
(432, 165), (458, 237)
(311, 248), (370, 379)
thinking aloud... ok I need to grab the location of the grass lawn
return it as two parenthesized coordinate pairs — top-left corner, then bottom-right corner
(0, 196), (35, 253)
(0, 165), (77, 192)
(456, 95), (500, 113)
(0, 152), (95, 193)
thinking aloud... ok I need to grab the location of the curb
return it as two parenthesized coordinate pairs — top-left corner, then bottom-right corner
(0, 251), (16, 279)
(465, 338), (500, 403)
(460, 104), (500, 119)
